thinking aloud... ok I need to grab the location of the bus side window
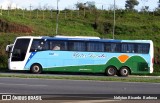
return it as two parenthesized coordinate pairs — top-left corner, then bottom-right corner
(105, 43), (112, 52)
(68, 41), (86, 51)
(37, 41), (44, 50)
(137, 44), (150, 54)
(30, 40), (39, 52)
(42, 41), (49, 50)
(109, 43), (121, 52)
(50, 41), (67, 51)
(121, 44), (127, 53)
(36, 41), (49, 51)
(68, 42), (74, 51)
(52, 45), (61, 50)
(128, 44), (135, 53)
(74, 42), (85, 51)
(87, 42), (104, 52)
(30, 39), (49, 52)
(121, 43), (135, 53)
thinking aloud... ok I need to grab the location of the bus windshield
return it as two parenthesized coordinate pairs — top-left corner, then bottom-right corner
(11, 39), (30, 61)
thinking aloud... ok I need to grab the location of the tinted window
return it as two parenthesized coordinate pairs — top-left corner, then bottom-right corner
(105, 43), (121, 52)
(121, 43), (135, 53)
(68, 41), (85, 51)
(137, 44), (150, 54)
(29, 39), (150, 54)
(50, 40), (67, 51)
(105, 42), (149, 54)
(30, 39), (49, 52)
(87, 42), (104, 52)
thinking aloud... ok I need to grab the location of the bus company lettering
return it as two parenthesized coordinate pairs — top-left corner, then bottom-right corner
(89, 53), (106, 58)
(73, 53), (87, 58)
(49, 53), (59, 56)
(73, 52), (106, 59)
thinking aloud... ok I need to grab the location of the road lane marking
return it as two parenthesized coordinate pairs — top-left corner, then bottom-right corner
(0, 83), (47, 87)
(0, 93), (17, 94)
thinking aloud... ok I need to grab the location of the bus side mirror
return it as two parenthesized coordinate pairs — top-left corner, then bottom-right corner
(6, 44), (13, 53)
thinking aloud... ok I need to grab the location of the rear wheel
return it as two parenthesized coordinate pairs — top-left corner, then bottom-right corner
(119, 67), (129, 77)
(105, 66), (117, 76)
(30, 64), (42, 74)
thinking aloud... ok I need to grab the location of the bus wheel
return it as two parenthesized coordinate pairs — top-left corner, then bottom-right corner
(30, 64), (42, 74)
(105, 66), (117, 76)
(119, 67), (129, 77)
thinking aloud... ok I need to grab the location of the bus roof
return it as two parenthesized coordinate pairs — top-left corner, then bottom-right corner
(16, 36), (152, 43)
(54, 35), (101, 39)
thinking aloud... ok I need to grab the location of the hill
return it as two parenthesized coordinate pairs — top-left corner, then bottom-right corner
(0, 9), (160, 72)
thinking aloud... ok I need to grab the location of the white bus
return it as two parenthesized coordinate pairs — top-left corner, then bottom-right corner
(6, 36), (154, 76)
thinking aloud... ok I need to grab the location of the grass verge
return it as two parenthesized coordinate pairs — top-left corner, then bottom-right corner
(0, 73), (160, 83)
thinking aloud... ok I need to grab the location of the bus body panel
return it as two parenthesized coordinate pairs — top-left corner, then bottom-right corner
(24, 51), (151, 74)
(8, 49), (32, 71)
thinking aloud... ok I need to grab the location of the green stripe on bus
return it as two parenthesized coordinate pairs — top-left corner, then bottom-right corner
(43, 55), (149, 74)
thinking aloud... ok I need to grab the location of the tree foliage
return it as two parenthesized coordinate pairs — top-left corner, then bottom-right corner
(75, 1), (96, 10)
(86, 1), (96, 9)
(125, 0), (139, 10)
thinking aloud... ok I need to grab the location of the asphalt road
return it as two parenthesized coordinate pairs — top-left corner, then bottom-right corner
(0, 77), (160, 102)
(0, 77), (160, 94)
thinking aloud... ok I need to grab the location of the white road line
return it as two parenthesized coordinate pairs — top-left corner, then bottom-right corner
(0, 93), (17, 94)
(0, 83), (47, 87)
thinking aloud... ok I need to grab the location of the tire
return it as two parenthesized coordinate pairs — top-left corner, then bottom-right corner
(119, 67), (129, 77)
(105, 66), (117, 76)
(30, 64), (42, 74)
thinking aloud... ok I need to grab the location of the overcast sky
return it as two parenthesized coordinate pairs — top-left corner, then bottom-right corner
(0, 0), (158, 11)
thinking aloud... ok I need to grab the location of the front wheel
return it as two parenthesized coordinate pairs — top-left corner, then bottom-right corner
(30, 64), (42, 74)
(119, 67), (130, 77)
(105, 66), (117, 76)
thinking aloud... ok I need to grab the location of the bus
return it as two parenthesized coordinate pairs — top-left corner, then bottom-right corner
(6, 36), (154, 76)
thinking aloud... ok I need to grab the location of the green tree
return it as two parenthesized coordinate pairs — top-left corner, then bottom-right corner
(125, 0), (139, 10)
(75, 2), (85, 10)
(86, 1), (96, 9)
(75, 1), (96, 10)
